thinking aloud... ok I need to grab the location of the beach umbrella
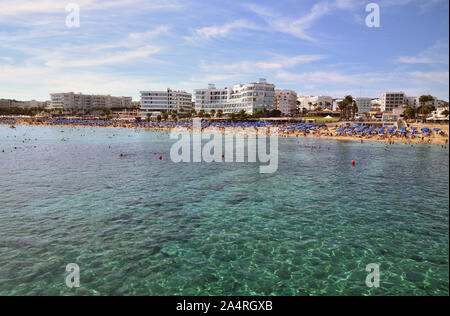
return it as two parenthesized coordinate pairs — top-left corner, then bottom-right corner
(421, 127), (430, 132)
(388, 127), (396, 133)
(434, 128), (440, 131)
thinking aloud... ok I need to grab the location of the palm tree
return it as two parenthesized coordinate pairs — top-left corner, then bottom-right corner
(238, 109), (247, 120)
(342, 95), (355, 120)
(216, 109), (223, 118)
(418, 95), (434, 122)
(351, 103), (358, 119)
(338, 101), (347, 120)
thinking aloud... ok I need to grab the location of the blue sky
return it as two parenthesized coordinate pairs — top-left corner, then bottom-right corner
(0, 0), (448, 101)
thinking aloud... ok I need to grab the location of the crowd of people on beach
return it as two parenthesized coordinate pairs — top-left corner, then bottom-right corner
(1, 118), (448, 146)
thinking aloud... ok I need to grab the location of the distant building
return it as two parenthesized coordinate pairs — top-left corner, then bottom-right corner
(332, 98), (343, 111)
(405, 96), (420, 108)
(194, 79), (275, 115)
(50, 92), (132, 109)
(0, 98), (50, 109)
(0, 99), (12, 108)
(427, 106), (449, 122)
(381, 92), (406, 112)
(140, 88), (192, 117)
(354, 97), (372, 114)
(275, 90), (298, 115)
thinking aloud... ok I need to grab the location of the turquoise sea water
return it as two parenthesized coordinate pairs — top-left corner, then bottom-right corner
(0, 125), (448, 296)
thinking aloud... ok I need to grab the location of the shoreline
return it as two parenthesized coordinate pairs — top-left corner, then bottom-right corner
(1, 121), (449, 146)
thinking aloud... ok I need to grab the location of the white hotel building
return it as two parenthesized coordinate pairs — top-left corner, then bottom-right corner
(380, 92), (406, 112)
(50, 92), (132, 109)
(140, 89), (192, 117)
(194, 79), (275, 115)
(275, 90), (298, 115)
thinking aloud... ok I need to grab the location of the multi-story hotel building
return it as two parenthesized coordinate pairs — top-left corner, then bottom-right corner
(380, 92), (406, 112)
(140, 89), (192, 117)
(194, 79), (275, 115)
(354, 97), (372, 114)
(275, 90), (298, 115)
(50, 92), (132, 109)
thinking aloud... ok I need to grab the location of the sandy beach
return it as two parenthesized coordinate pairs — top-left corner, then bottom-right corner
(1, 119), (449, 146)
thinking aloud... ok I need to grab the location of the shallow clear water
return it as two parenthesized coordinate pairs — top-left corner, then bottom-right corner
(0, 125), (448, 296)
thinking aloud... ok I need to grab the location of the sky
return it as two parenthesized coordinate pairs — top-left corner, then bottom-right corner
(0, 0), (448, 101)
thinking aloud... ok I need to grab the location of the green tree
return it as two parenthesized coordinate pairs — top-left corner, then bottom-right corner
(441, 110), (449, 117)
(403, 106), (416, 120)
(216, 109), (223, 118)
(338, 101), (347, 119)
(351, 103), (358, 119)
(198, 110), (205, 118)
(270, 109), (282, 117)
(238, 109), (248, 120)
(418, 95), (435, 122)
(162, 112), (169, 120)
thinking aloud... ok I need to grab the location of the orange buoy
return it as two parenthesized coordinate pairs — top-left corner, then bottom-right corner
(159, 155), (162, 160)
(222, 154), (225, 158)
(352, 160), (355, 166)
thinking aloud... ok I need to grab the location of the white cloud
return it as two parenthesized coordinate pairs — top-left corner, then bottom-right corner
(409, 71), (449, 85)
(201, 55), (327, 74)
(0, 0), (183, 18)
(185, 19), (260, 41)
(276, 70), (389, 85)
(128, 25), (170, 41)
(43, 45), (162, 68)
(396, 42), (449, 65)
(245, 0), (362, 41)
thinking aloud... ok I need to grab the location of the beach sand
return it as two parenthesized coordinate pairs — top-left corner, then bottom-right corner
(1, 120), (449, 146)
